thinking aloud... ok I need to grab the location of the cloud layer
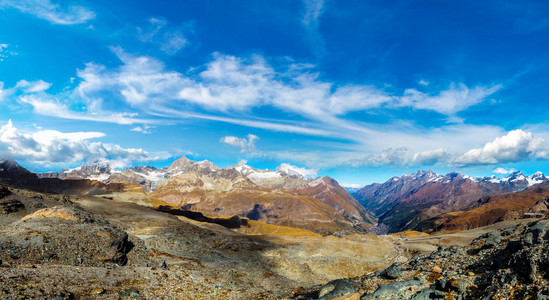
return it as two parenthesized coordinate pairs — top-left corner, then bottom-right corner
(0, 120), (149, 167)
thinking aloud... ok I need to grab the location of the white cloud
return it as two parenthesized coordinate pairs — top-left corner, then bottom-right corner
(301, 0), (326, 57)
(349, 147), (410, 167)
(78, 47), (189, 106)
(398, 83), (502, 116)
(412, 148), (449, 165)
(418, 79), (429, 86)
(160, 31), (188, 55)
(0, 43), (8, 61)
(137, 17), (189, 55)
(0, 120), (149, 167)
(24, 49), (500, 133)
(493, 167), (516, 175)
(130, 125), (155, 134)
(7, 49), (509, 169)
(19, 95), (147, 125)
(0, 82), (5, 101)
(0, 0), (95, 25)
(340, 183), (363, 189)
(220, 134), (259, 153)
(454, 129), (549, 165)
(15, 80), (51, 93)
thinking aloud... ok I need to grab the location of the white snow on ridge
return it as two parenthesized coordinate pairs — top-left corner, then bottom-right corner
(133, 170), (167, 182)
(276, 163), (317, 178)
(248, 171), (281, 180)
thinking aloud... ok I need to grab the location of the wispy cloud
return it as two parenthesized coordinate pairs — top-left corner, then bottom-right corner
(0, 43), (13, 61)
(301, 0), (327, 57)
(8, 49), (509, 168)
(19, 95), (151, 125)
(130, 125), (155, 134)
(493, 167), (516, 175)
(0, 0), (95, 25)
(137, 17), (189, 55)
(397, 83), (502, 116)
(220, 134), (259, 153)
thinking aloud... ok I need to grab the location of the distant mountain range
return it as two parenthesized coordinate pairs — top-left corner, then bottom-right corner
(352, 170), (548, 233)
(1, 157), (374, 235)
(4, 156), (548, 235)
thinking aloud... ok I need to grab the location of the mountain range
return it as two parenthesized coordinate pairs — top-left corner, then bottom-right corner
(3, 156), (549, 235)
(2, 158), (374, 235)
(353, 169), (548, 233)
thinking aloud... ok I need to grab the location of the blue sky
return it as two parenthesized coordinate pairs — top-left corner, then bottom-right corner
(1, 0), (549, 186)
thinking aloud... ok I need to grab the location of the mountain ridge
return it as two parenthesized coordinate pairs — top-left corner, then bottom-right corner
(353, 169), (548, 233)
(3, 157), (374, 235)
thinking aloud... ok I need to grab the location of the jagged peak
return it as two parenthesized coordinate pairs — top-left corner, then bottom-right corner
(0, 158), (20, 168)
(168, 156), (194, 171)
(195, 160), (220, 171)
(235, 160), (247, 167)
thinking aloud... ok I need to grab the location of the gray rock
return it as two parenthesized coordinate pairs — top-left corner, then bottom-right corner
(362, 280), (422, 299)
(160, 260), (168, 270)
(0, 198), (24, 213)
(382, 265), (403, 279)
(528, 221), (548, 244)
(318, 279), (356, 299)
(409, 289), (445, 300)
(484, 233), (502, 248)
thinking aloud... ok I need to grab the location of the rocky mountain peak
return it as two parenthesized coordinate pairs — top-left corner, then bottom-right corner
(167, 156), (193, 171)
(0, 158), (23, 172)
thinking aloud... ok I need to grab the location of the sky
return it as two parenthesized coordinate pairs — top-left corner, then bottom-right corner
(1, 0), (549, 186)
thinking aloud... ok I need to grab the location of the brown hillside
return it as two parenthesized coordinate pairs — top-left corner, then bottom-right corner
(435, 182), (549, 231)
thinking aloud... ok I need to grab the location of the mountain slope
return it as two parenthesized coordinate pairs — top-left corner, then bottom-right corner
(431, 182), (549, 231)
(149, 164), (370, 235)
(0, 159), (137, 196)
(9, 157), (372, 235)
(354, 170), (548, 233)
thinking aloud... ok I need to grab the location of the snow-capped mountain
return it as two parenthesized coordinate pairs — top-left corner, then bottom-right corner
(353, 169), (549, 233)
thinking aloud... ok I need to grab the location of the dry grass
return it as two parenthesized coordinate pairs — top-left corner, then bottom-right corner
(235, 220), (321, 237)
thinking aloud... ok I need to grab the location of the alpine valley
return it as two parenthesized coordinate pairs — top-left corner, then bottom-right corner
(1, 157), (548, 299)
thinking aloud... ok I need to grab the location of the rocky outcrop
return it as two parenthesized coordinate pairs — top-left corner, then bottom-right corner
(296, 219), (549, 300)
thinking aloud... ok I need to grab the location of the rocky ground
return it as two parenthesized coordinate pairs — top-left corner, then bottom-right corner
(0, 184), (399, 299)
(2, 182), (547, 299)
(295, 219), (549, 300)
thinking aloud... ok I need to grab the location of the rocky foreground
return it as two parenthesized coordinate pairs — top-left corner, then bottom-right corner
(0, 183), (397, 299)
(295, 219), (549, 300)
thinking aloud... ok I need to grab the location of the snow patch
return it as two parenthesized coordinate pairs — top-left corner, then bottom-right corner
(276, 163), (317, 178)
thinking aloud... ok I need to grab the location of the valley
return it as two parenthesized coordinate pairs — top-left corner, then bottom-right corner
(1, 158), (548, 299)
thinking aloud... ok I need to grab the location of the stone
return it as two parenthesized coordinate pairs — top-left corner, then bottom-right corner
(160, 260), (168, 270)
(432, 265), (442, 273)
(484, 233), (502, 248)
(409, 289), (445, 300)
(0, 198), (24, 214)
(385, 266), (403, 280)
(447, 278), (467, 294)
(318, 279), (356, 300)
(362, 280), (422, 299)
(332, 293), (361, 300)
(112, 253), (127, 266)
(90, 288), (104, 295)
(528, 221), (549, 244)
